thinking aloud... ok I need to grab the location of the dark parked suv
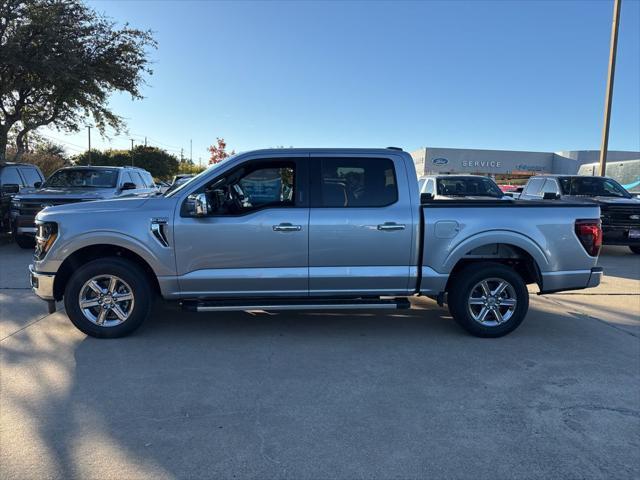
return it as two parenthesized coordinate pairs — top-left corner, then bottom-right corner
(520, 175), (640, 254)
(1, 162), (45, 234)
(11, 165), (157, 248)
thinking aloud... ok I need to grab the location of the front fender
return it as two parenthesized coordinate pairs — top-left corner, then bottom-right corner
(36, 230), (175, 277)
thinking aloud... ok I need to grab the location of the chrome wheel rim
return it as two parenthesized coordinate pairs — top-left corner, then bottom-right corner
(78, 275), (135, 327)
(467, 277), (517, 327)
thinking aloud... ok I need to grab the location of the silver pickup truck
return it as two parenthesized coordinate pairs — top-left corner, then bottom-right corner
(29, 148), (603, 338)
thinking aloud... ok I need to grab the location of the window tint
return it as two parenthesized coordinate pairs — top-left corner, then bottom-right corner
(129, 171), (145, 188)
(541, 179), (558, 195)
(46, 169), (118, 188)
(425, 179), (435, 195)
(140, 170), (155, 188)
(19, 167), (43, 187)
(184, 161), (297, 216)
(0, 167), (23, 186)
(319, 158), (397, 207)
(524, 178), (545, 196)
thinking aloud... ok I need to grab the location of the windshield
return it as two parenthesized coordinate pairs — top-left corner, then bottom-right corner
(164, 154), (239, 197)
(559, 176), (631, 198)
(44, 169), (118, 188)
(436, 177), (504, 198)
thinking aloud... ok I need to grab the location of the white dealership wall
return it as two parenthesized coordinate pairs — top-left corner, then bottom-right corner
(411, 147), (640, 176)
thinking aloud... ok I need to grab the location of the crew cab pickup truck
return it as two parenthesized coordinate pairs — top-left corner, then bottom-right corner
(29, 148), (603, 338)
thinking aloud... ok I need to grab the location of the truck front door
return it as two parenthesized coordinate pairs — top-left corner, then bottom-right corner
(173, 156), (309, 297)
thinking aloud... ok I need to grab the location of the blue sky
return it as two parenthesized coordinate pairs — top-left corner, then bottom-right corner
(44, 0), (640, 162)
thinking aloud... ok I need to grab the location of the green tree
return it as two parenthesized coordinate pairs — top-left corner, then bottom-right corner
(0, 0), (156, 161)
(74, 146), (180, 180)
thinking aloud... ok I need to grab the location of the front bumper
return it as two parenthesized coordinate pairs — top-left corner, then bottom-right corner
(29, 264), (55, 301)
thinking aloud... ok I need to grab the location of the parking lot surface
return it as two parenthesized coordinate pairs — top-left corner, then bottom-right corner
(1, 243), (639, 479)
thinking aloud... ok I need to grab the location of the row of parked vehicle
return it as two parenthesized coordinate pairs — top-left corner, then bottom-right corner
(418, 173), (640, 254)
(0, 162), (193, 248)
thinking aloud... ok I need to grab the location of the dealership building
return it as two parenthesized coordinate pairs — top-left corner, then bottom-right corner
(410, 147), (640, 178)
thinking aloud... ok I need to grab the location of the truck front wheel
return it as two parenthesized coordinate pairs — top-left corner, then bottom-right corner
(447, 262), (529, 338)
(64, 257), (153, 338)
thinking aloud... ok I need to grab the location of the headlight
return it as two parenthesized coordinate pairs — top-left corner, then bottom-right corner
(10, 198), (21, 210)
(34, 221), (58, 260)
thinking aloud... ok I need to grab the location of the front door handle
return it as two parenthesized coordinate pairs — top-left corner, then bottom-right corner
(273, 222), (302, 232)
(377, 222), (406, 231)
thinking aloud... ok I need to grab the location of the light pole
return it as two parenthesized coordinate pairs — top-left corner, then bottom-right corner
(598, 0), (622, 176)
(87, 126), (91, 165)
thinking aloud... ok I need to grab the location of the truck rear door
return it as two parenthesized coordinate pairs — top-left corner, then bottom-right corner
(308, 154), (414, 296)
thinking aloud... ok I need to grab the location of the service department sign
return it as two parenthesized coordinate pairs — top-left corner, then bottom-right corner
(462, 160), (502, 169)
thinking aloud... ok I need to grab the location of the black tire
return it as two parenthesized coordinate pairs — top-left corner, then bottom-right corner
(63, 257), (153, 338)
(447, 262), (529, 338)
(629, 246), (640, 254)
(14, 234), (35, 249)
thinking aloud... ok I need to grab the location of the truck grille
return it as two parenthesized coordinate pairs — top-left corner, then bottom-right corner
(601, 205), (640, 227)
(18, 199), (85, 216)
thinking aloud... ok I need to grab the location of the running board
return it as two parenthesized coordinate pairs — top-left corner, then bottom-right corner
(181, 298), (411, 313)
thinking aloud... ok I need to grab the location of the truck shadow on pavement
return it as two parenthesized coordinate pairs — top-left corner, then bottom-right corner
(2, 299), (639, 479)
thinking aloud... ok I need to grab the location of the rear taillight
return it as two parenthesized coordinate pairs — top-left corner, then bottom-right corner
(575, 219), (602, 257)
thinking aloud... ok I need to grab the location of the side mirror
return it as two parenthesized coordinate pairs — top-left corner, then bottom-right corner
(33, 181), (42, 189)
(1, 183), (20, 195)
(194, 193), (210, 216)
(120, 182), (137, 191)
(543, 192), (560, 200)
(420, 192), (434, 203)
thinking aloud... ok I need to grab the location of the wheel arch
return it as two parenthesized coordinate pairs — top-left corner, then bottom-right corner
(444, 235), (546, 292)
(53, 244), (161, 301)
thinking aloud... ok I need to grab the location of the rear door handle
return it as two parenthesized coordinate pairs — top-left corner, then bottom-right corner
(273, 222), (302, 232)
(377, 222), (406, 231)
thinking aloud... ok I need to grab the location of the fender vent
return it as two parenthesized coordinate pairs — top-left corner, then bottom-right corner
(151, 218), (170, 247)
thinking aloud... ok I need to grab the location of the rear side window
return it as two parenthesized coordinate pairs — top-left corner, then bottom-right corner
(19, 167), (43, 187)
(0, 167), (23, 186)
(317, 158), (398, 207)
(524, 178), (544, 196)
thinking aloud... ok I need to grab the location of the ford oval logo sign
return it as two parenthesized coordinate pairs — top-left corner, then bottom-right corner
(432, 157), (448, 165)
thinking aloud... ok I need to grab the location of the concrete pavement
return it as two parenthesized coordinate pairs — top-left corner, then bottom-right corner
(1, 243), (638, 479)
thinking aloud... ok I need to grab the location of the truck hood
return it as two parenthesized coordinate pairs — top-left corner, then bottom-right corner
(36, 197), (150, 221)
(15, 187), (110, 202)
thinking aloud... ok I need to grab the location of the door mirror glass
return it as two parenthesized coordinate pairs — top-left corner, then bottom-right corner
(194, 193), (210, 216)
(120, 182), (136, 191)
(543, 192), (560, 200)
(34, 181), (42, 189)
(1, 183), (20, 194)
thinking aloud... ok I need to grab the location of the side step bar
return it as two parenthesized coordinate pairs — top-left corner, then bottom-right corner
(181, 297), (411, 313)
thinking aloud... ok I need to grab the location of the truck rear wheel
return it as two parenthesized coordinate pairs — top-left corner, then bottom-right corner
(63, 257), (152, 338)
(447, 262), (529, 338)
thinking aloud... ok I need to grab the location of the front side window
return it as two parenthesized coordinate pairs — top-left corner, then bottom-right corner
(318, 158), (397, 207)
(45, 169), (118, 188)
(19, 167), (43, 187)
(541, 179), (559, 195)
(184, 161), (296, 216)
(524, 178), (544, 196)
